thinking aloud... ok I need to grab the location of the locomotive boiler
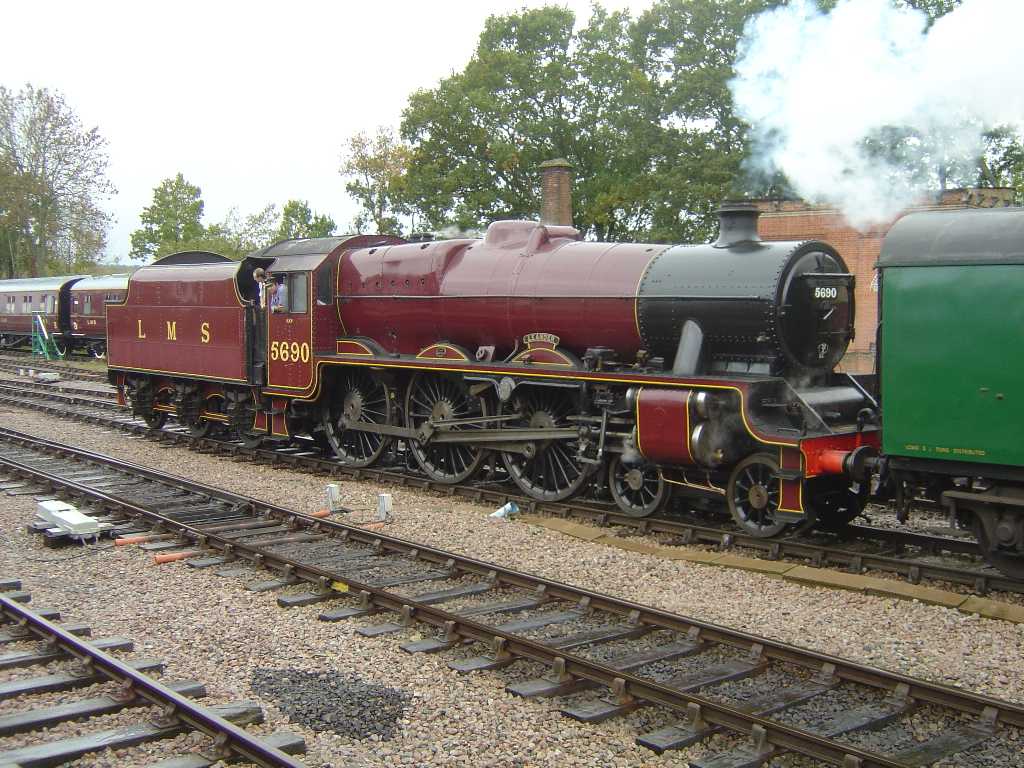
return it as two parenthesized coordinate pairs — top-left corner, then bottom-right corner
(107, 203), (878, 536)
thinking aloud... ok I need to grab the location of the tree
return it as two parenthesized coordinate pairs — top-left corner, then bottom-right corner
(396, 2), (780, 243)
(339, 127), (412, 235)
(0, 84), (114, 275)
(129, 174), (206, 261)
(276, 199), (336, 240)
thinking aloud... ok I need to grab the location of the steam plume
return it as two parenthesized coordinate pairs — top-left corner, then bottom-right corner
(730, 0), (1024, 227)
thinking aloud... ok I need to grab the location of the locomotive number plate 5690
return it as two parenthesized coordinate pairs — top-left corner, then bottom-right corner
(270, 341), (311, 363)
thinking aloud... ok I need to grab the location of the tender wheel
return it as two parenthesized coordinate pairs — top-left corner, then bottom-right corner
(608, 454), (667, 518)
(405, 373), (489, 483)
(501, 387), (587, 502)
(226, 390), (263, 449)
(973, 516), (1024, 579)
(727, 453), (788, 537)
(321, 370), (394, 467)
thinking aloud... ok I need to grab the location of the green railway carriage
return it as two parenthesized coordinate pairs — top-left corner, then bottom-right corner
(878, 207), (1024, 576)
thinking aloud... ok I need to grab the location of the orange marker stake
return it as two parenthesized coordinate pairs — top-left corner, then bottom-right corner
(116, 534), (177, 546)
(115, 536), (147, 546)
(309, 509), (330, 519)
(153, 550), (199, 565)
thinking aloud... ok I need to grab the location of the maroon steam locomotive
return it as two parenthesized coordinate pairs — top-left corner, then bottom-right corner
(107, 204), (879, 535)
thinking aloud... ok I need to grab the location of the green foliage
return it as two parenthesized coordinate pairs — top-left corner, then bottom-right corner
(394, 2), (784, 242)
(0, 84), (114, 277)
(130, 177), (340, 261)
(339, 128), (410, 235)
(129, 174), (205, 261)
(276, 199), (336, 241)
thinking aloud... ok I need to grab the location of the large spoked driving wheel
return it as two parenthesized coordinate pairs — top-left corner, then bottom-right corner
(727, 453), (788, 537)
(405, 373), (489, 483)
(501, 387), (587, 502)
(608, 455), (667, 518)
(321, 370), (394, 467)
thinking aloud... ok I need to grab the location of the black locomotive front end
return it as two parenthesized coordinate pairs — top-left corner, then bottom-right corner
(636, 202), (854, 381)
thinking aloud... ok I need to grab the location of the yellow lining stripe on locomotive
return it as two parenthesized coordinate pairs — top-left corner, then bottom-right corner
(271, 356), (800, 450)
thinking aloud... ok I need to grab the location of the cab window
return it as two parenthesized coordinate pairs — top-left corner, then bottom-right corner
(316, 265), (333, 305)
(288, 273), (308, 313)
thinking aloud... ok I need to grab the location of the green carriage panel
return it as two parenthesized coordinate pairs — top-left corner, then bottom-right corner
(879, 208), (1024, 468)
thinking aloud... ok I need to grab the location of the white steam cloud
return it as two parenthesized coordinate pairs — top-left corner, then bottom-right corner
(730, 0), (1024, 227)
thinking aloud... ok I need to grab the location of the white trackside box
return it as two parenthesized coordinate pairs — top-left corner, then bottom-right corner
(36, 500), (101, 535)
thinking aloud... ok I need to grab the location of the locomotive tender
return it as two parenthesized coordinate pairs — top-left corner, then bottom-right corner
(106, 204), (878, 536)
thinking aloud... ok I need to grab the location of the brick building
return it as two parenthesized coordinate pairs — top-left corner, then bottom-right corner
(755, 188), (1016, 373)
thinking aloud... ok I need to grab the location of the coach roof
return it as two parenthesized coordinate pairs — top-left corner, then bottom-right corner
(0, 276), (87, 293)
(879, 207), (1024, 267)
(70, 274), (130, 292)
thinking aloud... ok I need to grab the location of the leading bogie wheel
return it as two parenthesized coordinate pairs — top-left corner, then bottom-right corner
(320, 370), (394, 467)
(405, 373), (489, 483)
(726, 453), (788, 537)
(501, 386), (587, 502)
(608, 454), (667, 518)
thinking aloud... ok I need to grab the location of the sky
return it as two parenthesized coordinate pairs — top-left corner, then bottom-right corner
(1, 0), (656, 261)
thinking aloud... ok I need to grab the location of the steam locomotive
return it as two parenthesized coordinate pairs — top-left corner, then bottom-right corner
(105, 203), (878, 540)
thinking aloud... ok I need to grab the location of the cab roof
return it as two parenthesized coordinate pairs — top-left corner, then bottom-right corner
(255, 234), (407, 273)
(879, 208), (1024, 267)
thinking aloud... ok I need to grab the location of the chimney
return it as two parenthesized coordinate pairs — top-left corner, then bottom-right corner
(540, 158), (573, 227)
(714, 200), (762, 248)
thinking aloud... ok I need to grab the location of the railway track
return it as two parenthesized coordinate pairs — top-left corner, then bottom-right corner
(0, 353), (107, 383)
(0, 579), (305, 766)
(0, 378), (1017, 603)
(0, 426), (1020, 766)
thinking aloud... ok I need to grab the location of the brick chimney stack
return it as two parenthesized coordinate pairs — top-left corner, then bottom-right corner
(540, 158), (573, 227)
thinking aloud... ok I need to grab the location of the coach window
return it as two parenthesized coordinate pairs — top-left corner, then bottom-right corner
(288, 273), (308, 313)
(84, 295), (93, 314)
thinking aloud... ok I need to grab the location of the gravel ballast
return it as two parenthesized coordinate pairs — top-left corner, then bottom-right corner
(0, 407), (1022, 766)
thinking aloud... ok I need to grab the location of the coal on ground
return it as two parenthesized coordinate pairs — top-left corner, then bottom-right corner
(251, 668), (411, 740)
